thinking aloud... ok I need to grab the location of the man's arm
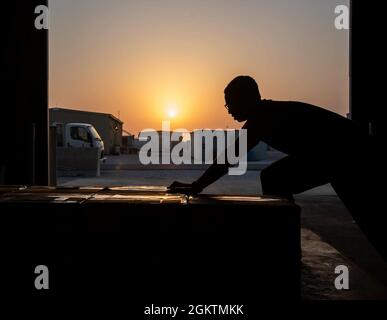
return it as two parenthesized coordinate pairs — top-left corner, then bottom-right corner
(167, 162), (229, 195)
(168, 125), (260, 194)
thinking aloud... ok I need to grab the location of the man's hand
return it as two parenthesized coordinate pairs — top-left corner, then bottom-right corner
(167, 181), (203, 195)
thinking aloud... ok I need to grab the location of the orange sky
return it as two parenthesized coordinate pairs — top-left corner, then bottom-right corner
(49, 0), (349, 135)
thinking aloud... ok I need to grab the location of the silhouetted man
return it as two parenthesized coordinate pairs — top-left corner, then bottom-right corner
(169, 75), (386, 260)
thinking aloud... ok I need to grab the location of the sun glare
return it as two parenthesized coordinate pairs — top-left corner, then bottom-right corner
(166, 104), (178, 119)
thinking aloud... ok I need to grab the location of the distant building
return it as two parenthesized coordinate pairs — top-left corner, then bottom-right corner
(121, 130), (139, 154)
(49, 107), (123, 155)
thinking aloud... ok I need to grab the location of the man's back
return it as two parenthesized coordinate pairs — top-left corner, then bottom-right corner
(245, 100), (368, 157)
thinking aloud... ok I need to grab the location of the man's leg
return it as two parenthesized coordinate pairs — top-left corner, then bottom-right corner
(331, 164), (387, 261)
(260, 156), (330, 200)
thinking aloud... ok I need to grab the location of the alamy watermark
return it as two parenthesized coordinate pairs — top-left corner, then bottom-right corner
(334, 5), (350, 30)
(334, 265), (349, 290)
(35, 4), (349, 31)
(138, 121), (248, 176)
(34, 265), (49, 290)
(34, 5), (49, 30)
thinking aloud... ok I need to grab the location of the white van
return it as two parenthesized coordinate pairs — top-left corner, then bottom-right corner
(53, 122), (106, 161)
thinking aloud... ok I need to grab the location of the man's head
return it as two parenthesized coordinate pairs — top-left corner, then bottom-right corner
(224, 76), (261, 121)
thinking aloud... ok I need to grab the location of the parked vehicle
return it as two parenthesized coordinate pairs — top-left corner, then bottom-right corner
(52, 122), (106, 161)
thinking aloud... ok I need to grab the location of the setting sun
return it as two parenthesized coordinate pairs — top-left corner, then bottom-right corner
(166, 104), (178, 119)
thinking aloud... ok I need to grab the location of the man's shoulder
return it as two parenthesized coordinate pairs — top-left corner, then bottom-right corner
(260, 99), (331, 115)
(245, 99), (321, 125)
(261, 99), (305, 107)
(252, 99), (294, 115)
(253, 99), (297, 111)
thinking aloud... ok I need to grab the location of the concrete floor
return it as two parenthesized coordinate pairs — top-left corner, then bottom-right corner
(58, 169), (387, 300)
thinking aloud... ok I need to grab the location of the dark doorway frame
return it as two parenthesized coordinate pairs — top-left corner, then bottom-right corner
(2, 1), (49, 185)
